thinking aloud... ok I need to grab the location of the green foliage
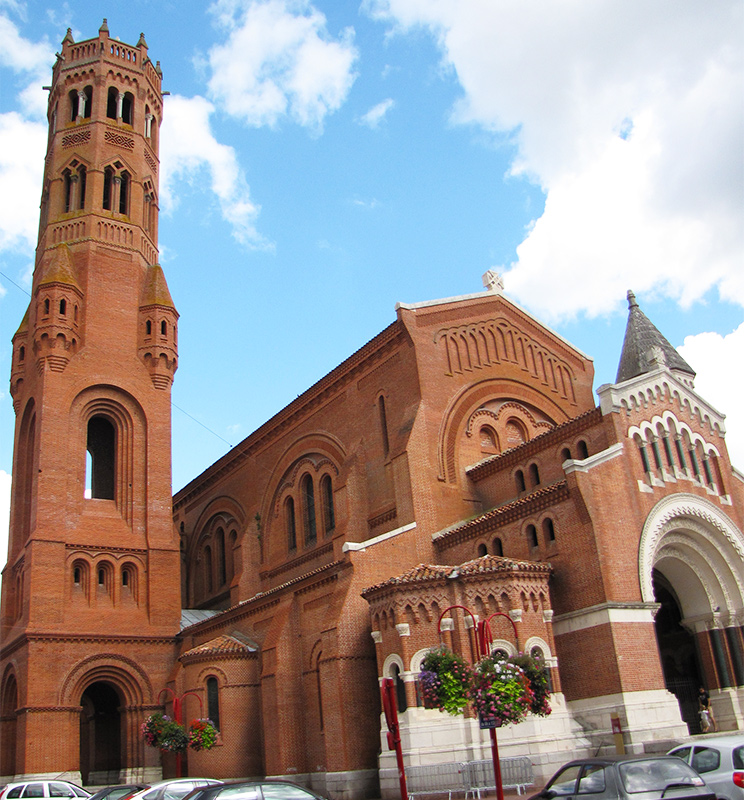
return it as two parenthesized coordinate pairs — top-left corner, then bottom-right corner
(509, 652), (552, 716)
(420, 647), (473, 716)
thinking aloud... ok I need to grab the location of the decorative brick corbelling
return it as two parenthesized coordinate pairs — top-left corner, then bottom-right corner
(179, 560), (349, 637)
(433, 481), (570, 548)
(468, 407), (602, 481)
(259, 541), (334, 580)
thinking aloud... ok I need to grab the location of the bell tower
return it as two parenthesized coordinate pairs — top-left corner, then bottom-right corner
(1, 22), (180, 783)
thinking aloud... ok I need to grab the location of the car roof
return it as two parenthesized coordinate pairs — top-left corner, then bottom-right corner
(563, 755), (684, 766)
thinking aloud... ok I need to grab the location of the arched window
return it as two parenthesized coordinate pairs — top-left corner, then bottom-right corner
(146, 320), (152, 335)
(19, 346), (25, 363)
(492, 537), (503, 557)
(477, 543), (488, 557)
(102, 167), (114, 210)
(286, 497), (296, 551)
(204, 545), (213, 593)
(86, 416), (115, 500)
(321, 474), (335, 535)
(69, 89), (79, 121)
(43, 298), (50, 315)
(302, 474), (316, 545)
(543, 518), (556, 543)
(315, 651), (324, 731)
(217, 528), (226, 586)
(72, 560), (89, 599)
(82, 86), (92, 119)
(391, 663), (407, 713)
(96, 561), (113, 597)
(528, 463), (540, 487)
(577, 440), (589, 460)
(527, 524), (538, 549)
(206, 676), (220, 731)
(63, 169), (73, 213)
(515, 469), (526, 493)
(106, 87), (118, 120)
(561, 447), (571, 463)
(59, 299), (67, 316)
(505, 418), (526, 448)
(121, 563), (137, 600)
(378, 395), (389, 456)
(78, 165), (86, 209)
(480, 426), (498, 453)
(121, 91), (134, 125)
(160, 320), (167, 336)
(118, 171), (130, 215)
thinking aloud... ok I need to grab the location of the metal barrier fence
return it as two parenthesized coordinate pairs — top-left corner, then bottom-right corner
(461, 756), (535, 797)
(406, 757), (534, 800)
(406, 762), (465, 800)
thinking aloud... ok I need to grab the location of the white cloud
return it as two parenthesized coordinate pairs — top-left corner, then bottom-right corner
(359, 98), (395, 128)
(207, 0), (358, 130)
(0, 14), (54, 117)
(0, 15), (53, 258)
(369, 0), (744, 321)
(0, 112), (47, 253)
(160, 94), (271, 250)
(678, 324), (744, 470)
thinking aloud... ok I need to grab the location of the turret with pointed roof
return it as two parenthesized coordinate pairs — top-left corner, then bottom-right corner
(616, 290), (695, 386)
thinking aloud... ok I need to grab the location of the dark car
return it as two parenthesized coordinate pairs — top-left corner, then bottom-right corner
(87, 786), (149, 800)
(529, 755), (715, 800)
(184, 781), (327, 800)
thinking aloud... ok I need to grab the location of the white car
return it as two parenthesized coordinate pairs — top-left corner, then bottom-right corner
(0, 782), (90, 800)
(669, 735), (744, 800)
(127, 780), (222, 800)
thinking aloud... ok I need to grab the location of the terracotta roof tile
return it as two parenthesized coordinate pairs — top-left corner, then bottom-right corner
(180, 634), (255, 661)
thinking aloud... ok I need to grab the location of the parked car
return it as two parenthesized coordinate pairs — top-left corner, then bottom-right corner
(183, 781), (327, 800)
(0, 782), (90, 800)
(126, 780), (222, 800)
(669, 735), (744, 800)
(87, 787), (149, 800)
(528, 755), (715, 800)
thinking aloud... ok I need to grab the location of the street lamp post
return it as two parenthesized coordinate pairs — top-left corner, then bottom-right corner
(437, 606), (520, 800)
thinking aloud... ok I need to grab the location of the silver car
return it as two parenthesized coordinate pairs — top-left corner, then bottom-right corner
(669, 735), (744, 800)
(126, 781), (222, 800)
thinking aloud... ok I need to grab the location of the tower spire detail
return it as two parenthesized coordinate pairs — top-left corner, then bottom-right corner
(616, 290), (695, 385)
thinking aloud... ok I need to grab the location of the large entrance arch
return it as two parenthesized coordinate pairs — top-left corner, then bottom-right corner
(80, 681), (122, 785)
(640, 494), (744, 730)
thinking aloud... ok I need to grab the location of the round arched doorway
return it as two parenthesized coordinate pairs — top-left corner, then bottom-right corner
(653, 571), (704, 731)
(640, 495), (744, 732)
(80, 681), (122, 785)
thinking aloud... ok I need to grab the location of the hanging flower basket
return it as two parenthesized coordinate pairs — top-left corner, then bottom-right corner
(469, 655), (533, 727)
(141, 712), (167, 748)
(141, 713), (188, 753)
(188, 718), (218, 751)
(159, 718), (189, 753)
(419, 646), (473, 715)
(509, 652), (552, 717)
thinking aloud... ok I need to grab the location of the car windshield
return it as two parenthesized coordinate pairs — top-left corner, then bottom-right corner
(619, 760), (702, 794)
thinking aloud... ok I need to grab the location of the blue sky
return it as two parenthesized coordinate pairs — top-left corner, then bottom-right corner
(0, 0), (742, 557)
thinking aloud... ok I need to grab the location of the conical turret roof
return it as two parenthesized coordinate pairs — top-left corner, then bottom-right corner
(38, 243), (81, 291)
(616, 290), (695, 383)
(141, 264), (176, 309)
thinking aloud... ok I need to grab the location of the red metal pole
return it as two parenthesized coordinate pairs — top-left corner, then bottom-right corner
(381, 678), (409, 800)
(490, 727), (505, 800)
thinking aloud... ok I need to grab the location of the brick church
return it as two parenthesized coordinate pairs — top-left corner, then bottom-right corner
(1, 22), (743, 800)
